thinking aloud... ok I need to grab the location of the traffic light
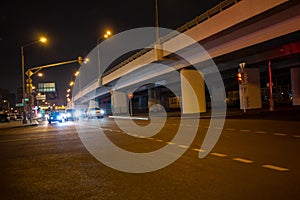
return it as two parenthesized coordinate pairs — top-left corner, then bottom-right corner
(237, 71), (248, 85)
(237, 72), (242, 85)
(78, 56), (83, 64)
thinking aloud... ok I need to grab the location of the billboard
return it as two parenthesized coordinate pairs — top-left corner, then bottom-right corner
(38, 82), (56, 92)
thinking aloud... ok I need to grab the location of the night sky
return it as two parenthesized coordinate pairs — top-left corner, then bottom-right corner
(0, 0), (221, 104)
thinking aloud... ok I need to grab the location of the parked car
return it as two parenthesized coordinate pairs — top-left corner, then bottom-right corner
(87, 107), (105, 119)
(48, 111), (66, 124)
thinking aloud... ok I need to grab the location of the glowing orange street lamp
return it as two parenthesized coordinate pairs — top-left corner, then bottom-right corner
(104, 30), (112, 38)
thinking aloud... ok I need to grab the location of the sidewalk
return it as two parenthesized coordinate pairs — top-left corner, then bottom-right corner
(0, 120), (39, 130)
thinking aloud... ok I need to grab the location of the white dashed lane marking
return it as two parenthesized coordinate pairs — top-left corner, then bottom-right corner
(192, 149), (206, 153)
(104, 128), (292, 172)
(178, 145), (189, 149)
(210, 152), (227, 157)
(233, 157), (254, 164)
(226, 128), (236, 131)
(262, 165), (289, 172)
(273, 133), (287, 136)
(166, 141), (175, 145)
(255, 131), (267, 134)
(224, 128), (296, 138)
(240, 129), (251, 132)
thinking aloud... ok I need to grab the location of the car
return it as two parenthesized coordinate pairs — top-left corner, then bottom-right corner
(87, 107), (105, 119)
(48, 111), (66, 124)
(65, 108), (85, 121)
(16, 114), (23, 120)
(8, 113), (17, 121)
(65, 109), (75, 121)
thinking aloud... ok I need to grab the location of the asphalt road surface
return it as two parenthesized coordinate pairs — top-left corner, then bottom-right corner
(0, 113), (299, 199)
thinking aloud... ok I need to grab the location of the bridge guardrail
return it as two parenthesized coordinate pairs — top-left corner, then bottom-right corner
(102, 0), (241, 77)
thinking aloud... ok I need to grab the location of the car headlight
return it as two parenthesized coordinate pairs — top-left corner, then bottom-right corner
(66, 113), (72, 118)
(100, 109), (105, 115)
(57, 115), (62, 120)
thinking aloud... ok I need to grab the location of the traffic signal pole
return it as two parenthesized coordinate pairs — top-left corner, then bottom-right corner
(239, 62), (246, 113)
(25, 57), (83, 123)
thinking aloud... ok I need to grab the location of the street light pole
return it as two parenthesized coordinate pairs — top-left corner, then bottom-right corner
(155, 0), (159, 44)
(21, 46), (27, 124)
(154, 0), (163, 61)
(268, 59), (274, 111)
(97, 30), (112, 86)
(21, 37), (47, 124)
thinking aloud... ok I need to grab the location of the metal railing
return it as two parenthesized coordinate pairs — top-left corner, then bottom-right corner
(102, 0), (241, 77)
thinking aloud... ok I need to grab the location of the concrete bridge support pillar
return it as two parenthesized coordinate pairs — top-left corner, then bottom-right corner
(148, 86), (162, 112)
(239, 68), (262, 110)
(291, 68), (300, 106)
(180, 69), (206, 114)
(111, 91), (128, 115)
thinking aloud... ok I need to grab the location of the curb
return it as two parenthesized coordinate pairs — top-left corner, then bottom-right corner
(0, 121), (39, 130)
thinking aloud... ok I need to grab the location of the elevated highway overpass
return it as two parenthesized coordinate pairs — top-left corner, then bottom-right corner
(72, 0), (300, 114)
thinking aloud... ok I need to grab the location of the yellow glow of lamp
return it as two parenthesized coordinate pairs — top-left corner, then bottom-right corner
(104, 30), (112, 38)
(39, 37), (47, 43)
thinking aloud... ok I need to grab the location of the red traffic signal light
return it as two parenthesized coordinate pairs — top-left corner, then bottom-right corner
(237, 72), (242, 84)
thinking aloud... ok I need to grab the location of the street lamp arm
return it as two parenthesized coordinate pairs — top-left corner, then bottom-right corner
(21, 40), (41, 48)
(25, 57), (83, 78)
